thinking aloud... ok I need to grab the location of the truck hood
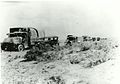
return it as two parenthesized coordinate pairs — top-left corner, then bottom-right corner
(2, 37), (22, 44)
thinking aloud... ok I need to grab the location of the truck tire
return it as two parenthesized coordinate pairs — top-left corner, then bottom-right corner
(18, 45), (24, 51)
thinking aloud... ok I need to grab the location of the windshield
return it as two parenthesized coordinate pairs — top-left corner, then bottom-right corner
(10, 28), (27, 33)
(67, 37), (76, 41)
(8, 33), (27, 38)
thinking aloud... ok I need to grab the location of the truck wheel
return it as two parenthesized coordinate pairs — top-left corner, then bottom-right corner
(18, 45), (24, 51)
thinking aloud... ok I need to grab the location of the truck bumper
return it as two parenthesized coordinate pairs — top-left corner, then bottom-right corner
(1, 43), (18, 51)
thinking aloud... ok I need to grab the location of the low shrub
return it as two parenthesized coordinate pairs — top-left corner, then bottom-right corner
(24, 47), (64, 62)
(69, 39), (119, 68)
(24, 48), (43, 61)
(44, 76), (65, 84)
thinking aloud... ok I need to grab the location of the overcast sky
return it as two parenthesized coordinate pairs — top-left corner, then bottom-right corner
(0, 0), (120, 42)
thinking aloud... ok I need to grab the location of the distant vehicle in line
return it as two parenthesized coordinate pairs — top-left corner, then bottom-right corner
(65, 35), (78, 46)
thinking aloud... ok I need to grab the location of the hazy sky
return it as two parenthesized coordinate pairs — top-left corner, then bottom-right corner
(0, 0), (120, 42)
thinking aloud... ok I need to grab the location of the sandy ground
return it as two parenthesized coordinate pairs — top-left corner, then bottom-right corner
(0, 45), (120, 84)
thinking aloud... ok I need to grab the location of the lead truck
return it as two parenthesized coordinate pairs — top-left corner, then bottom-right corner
(1, 27), (40, 51)
(1, 27), (59, 51)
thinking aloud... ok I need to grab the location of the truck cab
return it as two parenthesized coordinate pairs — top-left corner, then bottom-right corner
(65, 35), (78, 46)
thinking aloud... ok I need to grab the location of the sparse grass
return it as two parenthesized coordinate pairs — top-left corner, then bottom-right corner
(44, 76), (65, 84)
(24, 45), (64, 62)
(24, 38), (119, 68)
(68, 39), (119, 68)
(2, 37), (119, 84)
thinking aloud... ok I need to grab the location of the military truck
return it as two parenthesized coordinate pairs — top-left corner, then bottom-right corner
(65, 35), (78, 46)
(1, 27), (59, 51)
(1, 27), (40, 51)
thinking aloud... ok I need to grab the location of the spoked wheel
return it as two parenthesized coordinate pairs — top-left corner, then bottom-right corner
(18, 45), (24, 51)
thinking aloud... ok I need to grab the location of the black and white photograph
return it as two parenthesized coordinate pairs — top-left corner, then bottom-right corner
(0, 0), (120, 84)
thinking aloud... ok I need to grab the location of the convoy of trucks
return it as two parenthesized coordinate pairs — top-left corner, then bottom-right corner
(1, 27), (103, 52)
